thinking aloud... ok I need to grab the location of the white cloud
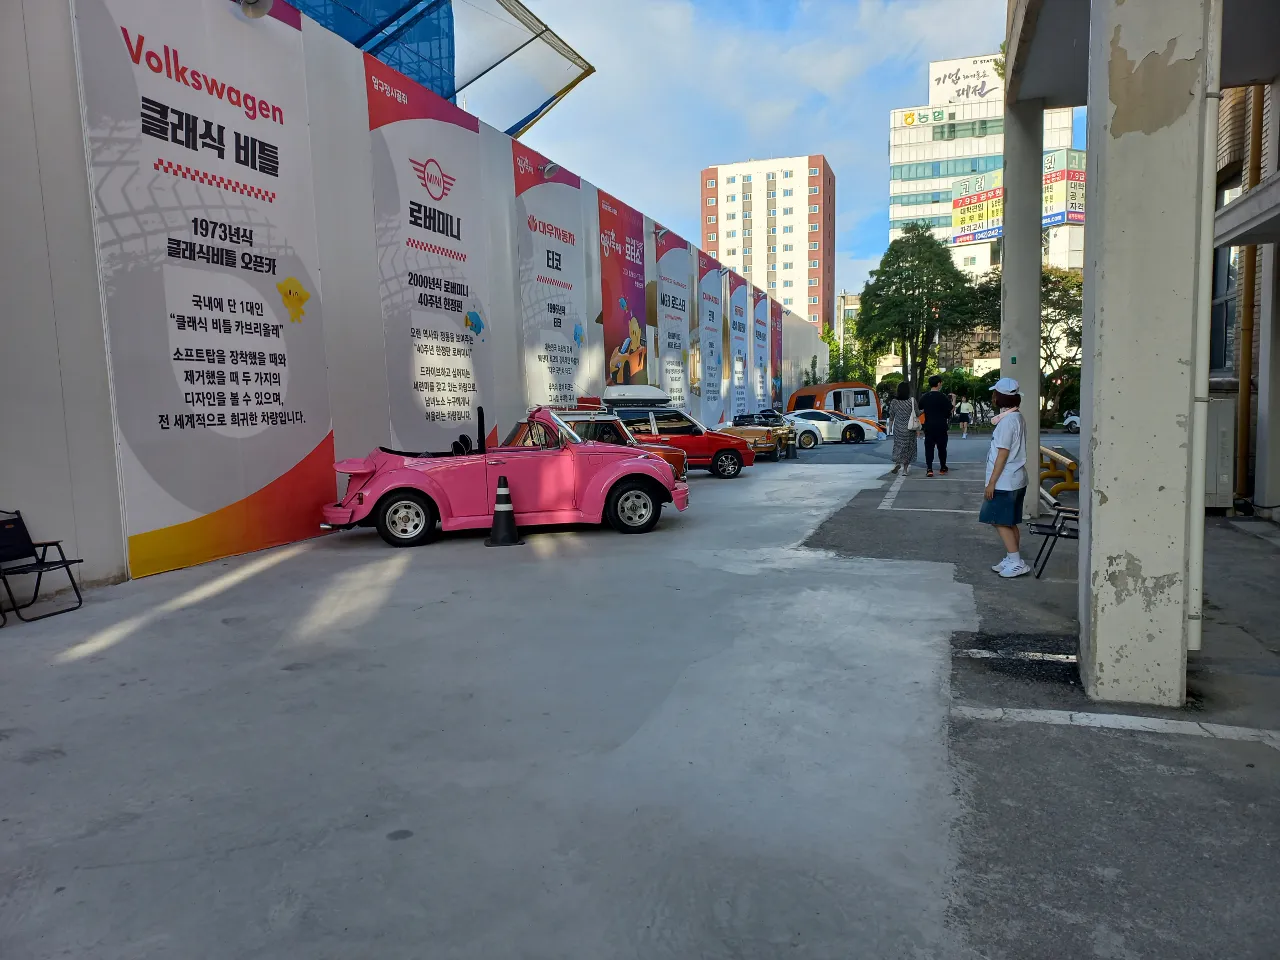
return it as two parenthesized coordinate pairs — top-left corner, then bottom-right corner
(520, 0), (1004, 290)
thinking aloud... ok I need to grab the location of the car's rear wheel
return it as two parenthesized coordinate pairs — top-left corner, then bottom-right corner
(798, 431), (817, 450)
(1066, 422), (1079, 434)
(606, 479), (662, 534)
(375, 491), (437, 547)
(711, 449), (743, 478)
(769, 445), (782, 462)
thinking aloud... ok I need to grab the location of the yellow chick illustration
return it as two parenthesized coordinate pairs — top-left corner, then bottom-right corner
(277, 277), (310, 323)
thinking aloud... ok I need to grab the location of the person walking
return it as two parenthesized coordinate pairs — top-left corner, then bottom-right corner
(919, 375), (953, 477)
(956, 396), (973, 439)
(981, 377), (1031, 578)
(887, 380), (919, 475)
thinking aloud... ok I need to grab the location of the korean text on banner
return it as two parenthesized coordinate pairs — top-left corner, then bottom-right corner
(73, 0), (332, 577)
(751, 289), (769, 412)
(655, 226), (692, 410)
(727, 273), (750, 418)
(770, 299), (784, 408)
(696, 254), (725, 426)
(597, 191), (648, 386)
(366, 54), (491, 452)
(513, 142), (587, 406)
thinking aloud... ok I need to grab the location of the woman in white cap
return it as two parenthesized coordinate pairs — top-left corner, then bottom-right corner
(981, 377), (1031, 578)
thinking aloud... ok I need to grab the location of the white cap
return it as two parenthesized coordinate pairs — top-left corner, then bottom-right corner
(993, 377), (1020, 395)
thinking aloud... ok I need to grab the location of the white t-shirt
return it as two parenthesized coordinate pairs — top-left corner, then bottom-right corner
(985, 411), (1028, 490)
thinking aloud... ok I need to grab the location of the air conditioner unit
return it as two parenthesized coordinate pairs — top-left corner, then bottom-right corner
(1204, 397), (1236, 509)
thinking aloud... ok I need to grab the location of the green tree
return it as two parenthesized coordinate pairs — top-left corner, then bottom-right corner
(820, 308), (875, 385)
(972, 264), (1084, 418)
(857, 223), (979, 395)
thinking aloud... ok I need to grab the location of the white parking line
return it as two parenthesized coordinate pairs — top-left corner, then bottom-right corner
(877, 472), (906, 510)
(952, 705), (1280, 750)
(956, 649), (1077, 663)
(890, 507), (975, 515)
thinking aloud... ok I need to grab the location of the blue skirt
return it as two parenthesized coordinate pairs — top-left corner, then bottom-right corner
(979, 486), (1027, 526)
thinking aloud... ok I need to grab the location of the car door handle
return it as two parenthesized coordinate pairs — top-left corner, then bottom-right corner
(487, 459), (505, 465)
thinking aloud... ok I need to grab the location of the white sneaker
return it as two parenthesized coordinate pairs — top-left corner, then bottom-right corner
(991, 558), (1010, 572)
(999, 560), (1031, 578)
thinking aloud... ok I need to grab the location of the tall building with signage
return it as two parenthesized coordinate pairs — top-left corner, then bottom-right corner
(888, 55), (1081, 278)
(699, 156), (836, 330)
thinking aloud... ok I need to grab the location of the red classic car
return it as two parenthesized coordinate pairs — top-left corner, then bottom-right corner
(597, 387), (756, 479)
(322, 407), (689, 547)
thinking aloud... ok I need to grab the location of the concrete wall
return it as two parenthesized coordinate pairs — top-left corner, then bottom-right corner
(780, 309), (827, 405)
(3, 3), (815, 583)
(0, 0), (126, 586)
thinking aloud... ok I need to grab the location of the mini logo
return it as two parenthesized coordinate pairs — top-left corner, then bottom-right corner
(410, 158), (456, 201)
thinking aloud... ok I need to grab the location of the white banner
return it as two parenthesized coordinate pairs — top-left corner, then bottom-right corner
(655, 226), (692, 411)
(73, 0), (332, 576)
(728, 273), (750, 419)
(696, 254), (724, 426)
(751, 288), (770, 412)
(367, 55), (491, 452)
(513, 142), (588, 407)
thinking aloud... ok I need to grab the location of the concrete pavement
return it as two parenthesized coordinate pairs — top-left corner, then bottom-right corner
(1, 462), (986, 959)
(2, 448), (1277, 959)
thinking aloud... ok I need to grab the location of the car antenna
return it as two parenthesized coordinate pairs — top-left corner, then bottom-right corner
(477, 406), (486, 455)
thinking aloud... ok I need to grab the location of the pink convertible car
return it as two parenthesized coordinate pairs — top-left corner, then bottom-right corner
(321, 406), (689, 547)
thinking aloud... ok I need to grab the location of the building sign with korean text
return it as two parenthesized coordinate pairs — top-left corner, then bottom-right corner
(951, 169), (1004, 245)
(513, 142), (587, 407)
(367, 55), (491, 452)
(751, 288), (769, 412)
(1042, 149), (1087, 227)
(655, 226), (692, 411)
(73, 0), (333, 577)
(727, 273), (750, 418)
(928, 55), (1003, 106)
(696, 254), (725, 426)
(598, 191), (648, 385)
(770, 299), (784, 408)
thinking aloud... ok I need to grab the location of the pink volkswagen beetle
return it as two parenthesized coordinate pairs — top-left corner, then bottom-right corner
(321, 407), (689, 547)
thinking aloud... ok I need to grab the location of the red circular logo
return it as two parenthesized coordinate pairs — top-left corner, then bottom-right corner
(422, 158), (447, 201)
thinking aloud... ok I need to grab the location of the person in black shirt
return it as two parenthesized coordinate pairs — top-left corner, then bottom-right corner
(918, 375), (953, 476)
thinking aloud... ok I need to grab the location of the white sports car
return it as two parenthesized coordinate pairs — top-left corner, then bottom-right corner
(786, 410), (885, 447)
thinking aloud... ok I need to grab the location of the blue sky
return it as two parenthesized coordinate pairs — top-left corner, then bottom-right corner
(520, 0), (1012, 294)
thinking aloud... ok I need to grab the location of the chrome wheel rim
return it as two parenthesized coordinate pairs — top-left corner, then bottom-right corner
(716, 453), (739, 476)
(800, 433), (815, 448)
(387, 500), (426, 539)
(617, 490), (653, 526)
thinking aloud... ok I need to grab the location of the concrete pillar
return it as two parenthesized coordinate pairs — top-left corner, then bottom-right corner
(1255, 79), (1280, 520)
(1078, 0), (1216, 705)
(1001, 98), (1044, 518)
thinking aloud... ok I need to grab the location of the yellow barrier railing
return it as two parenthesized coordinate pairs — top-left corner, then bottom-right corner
(1039, 446), (1079, 498)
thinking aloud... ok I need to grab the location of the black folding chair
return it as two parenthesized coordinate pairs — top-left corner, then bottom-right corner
(0, 510), (84, 625)
(1027, 504), (1079, 579)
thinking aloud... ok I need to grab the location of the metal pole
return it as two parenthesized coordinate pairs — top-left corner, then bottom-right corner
(1186, 0), (1223, 654)
(1236, 85), (1265, 499)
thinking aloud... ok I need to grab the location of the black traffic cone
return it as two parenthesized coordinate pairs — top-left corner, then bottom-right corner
(484, 475), (523, 546)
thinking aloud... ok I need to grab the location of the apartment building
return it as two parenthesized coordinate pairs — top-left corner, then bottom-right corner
(888, 55), (1078, 278)
(700, 155), (836, 330)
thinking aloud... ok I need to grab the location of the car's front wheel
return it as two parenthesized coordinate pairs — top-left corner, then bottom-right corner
(375, 491), (438, 547)
(797, 431), (817, 450)
(1066, 422), (1080, 434)
(843, 424), (865, 443)
(605, 479), (662, 534)
(711, 450), (743, 478)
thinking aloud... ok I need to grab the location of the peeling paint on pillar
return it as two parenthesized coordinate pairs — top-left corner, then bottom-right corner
(1100, 552), (1182, 612)
(1108, 30), (1202, 138)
